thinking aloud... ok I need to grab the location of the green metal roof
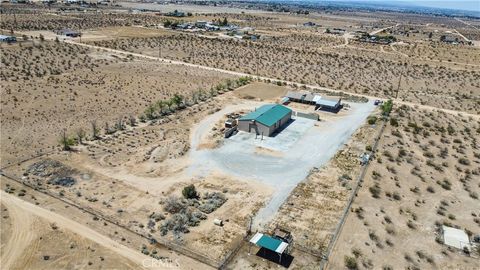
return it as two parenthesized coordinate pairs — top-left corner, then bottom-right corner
(239, 104), (291, 127)
(257, 235), (283, 252)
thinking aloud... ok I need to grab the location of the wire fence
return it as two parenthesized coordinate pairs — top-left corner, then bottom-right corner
(319, 120), (387, 270)
(0, 171), (224, 269)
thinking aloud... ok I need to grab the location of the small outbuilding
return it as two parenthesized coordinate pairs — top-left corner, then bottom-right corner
(238, 104), (292, 137)
(314, 96), (342, 111)
(442, 226), (471, 250)
(56, 29), (81, 37)
(0, 35), (17, 43)
(249, 232), (289, 264)
(285, 91), (315, 104)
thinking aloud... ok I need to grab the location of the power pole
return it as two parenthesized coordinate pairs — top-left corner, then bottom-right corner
(395, 73), (402, 99)
(158, 41), (161, 59)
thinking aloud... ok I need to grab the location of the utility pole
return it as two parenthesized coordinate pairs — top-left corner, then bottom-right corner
(158, 41), (162, 59)
(395, 73), (402, 99)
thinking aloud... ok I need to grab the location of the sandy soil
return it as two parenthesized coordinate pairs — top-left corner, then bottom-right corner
(0, 40), (233, 167)
(0, 191), (144, 270)
(328, 105), (480, 269)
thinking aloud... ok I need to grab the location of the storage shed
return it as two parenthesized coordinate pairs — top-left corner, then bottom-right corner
(315, 96), (342, 111)
(442, 226), (471, 250)
(238, 104), (292, 137)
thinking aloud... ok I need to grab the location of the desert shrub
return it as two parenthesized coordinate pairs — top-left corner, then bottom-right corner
(426, 186), (435, 193)
(385, 225), (396, 235)
(368, 116), (377, 125)
(353, 207), (364, 219)
(197, 192), (227, 213)
(163, 196), (186, 214)
(391, 129), (402, 138)
(458, 157), (471, 166)
(389, 118), (398, 127)
(407, 220), (416, 229)
(369, 184), (381, 198)
(149, 212), (165, 222)
(182, 184), (198, 199)
(437, 179), (452, 190)
(384, 215), (392, 224)
(352, 248), (362, 258)
(365, 145), (372, 151)
(368, 230), (379, 241)
(344, 256), (358, 269)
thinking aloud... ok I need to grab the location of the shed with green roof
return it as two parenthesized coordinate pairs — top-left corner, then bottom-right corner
(238, 104), (292, 136)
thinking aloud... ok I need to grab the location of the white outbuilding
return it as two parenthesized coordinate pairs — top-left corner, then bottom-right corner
(442, 225), (471, 250)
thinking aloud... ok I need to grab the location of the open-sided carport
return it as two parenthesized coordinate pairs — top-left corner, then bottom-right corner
(249, 233), (289, 265)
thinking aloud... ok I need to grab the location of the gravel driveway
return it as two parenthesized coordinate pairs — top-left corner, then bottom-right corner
(188, 101), (375, 229)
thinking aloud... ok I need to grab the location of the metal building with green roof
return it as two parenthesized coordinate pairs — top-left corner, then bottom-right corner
(238, 104), (292, 136)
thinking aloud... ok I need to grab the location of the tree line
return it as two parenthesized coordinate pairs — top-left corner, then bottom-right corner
(60, 76), (252, 150)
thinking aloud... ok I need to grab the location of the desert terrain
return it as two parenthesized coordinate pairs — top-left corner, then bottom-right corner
(1, 1), (479, 270)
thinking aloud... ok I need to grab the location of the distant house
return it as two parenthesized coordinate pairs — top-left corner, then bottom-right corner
(329, 28), (346, 35)
(176, 23), (191, 30)
(195, 21), (208, 28)
(0, 35), (17, 43)
(56, 29), (81, 37)
(205, 23), (220, 31)
(165, 10), (185, 17)
(285, 91), (342, 112)
(285, 91), (315, 104)
(440, 35), (458, 44)
(238, 104), (292, 137)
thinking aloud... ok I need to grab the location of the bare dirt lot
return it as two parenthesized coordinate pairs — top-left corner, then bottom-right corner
(329, 106), (480, 269)
(0, 40), (234, 167)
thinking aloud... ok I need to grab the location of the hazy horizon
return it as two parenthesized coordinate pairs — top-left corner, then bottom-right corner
(319, 0), (480, 12)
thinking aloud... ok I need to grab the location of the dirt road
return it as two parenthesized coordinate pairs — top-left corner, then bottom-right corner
(64, 40), (479, 120)
(0, 191), (156, 270)
(0, 194), (37, 270)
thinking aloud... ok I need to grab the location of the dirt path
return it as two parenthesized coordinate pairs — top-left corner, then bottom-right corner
(369, 24), (399, 35)
(0, 191), (155, 269)
(0, 195), (37, 269)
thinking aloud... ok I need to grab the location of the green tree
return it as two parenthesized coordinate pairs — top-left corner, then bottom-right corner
(172, 93), (184, 108)
(164, 99), (173, 111)
(381, 100), (393, 116)
(156, 100), (165, 114)
(145, 104), (156, 120)
(60, 129), (75, 151)
(182, 184), (198, 199)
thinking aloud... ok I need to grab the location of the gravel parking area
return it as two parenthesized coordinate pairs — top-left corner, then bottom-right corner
(188, 101), (375, 229)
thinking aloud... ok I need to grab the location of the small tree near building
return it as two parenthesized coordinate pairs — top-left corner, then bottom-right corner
(182, 184), (198, 199)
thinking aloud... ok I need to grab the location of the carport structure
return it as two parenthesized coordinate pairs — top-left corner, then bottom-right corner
(249, 232), (289, 264)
